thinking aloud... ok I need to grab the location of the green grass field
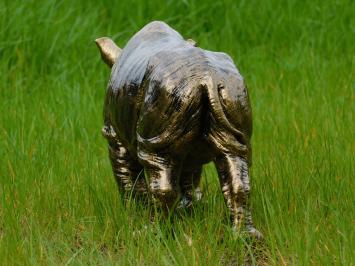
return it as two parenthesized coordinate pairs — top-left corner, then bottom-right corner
(0, 0), (354, 264)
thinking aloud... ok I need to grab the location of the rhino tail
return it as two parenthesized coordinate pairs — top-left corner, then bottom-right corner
(95, 37), (122, 67)
(202, 77), (236, 134)
(202, 77), (249, 157)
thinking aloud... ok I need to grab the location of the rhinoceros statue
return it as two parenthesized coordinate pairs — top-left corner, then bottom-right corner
(96, 21), (262, 238)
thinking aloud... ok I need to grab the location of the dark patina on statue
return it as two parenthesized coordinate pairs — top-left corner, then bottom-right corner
(96, 21), (262, 239)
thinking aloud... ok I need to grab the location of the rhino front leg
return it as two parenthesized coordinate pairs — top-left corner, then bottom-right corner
(215, 154), (262, 239)
(102, 125), (147, 196)
(179, 166), (203, 208)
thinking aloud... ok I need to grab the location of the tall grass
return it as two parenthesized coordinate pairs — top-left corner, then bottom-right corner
(0, 0), (353, 264)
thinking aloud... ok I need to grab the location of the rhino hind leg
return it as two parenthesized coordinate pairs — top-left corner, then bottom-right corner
(138, 149), (181, 210)
(102, 125), (147, 197)
(214, 154), (263, 239)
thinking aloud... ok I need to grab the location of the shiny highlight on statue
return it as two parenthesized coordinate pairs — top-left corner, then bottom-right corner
(96, 21), (262, 239)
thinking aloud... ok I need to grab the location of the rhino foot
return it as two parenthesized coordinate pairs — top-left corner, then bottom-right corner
(177, 187), (203, 209)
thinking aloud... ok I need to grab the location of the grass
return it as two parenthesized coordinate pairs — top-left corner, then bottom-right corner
(0, 0), (353, 264)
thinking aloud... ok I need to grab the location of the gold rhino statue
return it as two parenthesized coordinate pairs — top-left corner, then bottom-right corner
(96, 21), (262, 239)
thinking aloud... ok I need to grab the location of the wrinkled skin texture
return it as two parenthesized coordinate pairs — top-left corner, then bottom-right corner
(100, 21), (262, 239)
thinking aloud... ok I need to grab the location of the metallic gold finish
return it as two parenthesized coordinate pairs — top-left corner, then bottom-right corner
(96, 21), (262, 239)
(95, 37), (122, 67)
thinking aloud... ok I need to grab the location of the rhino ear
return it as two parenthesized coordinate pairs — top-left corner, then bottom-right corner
(186, 38), (197, 47)
(95, 37), (122, 67)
